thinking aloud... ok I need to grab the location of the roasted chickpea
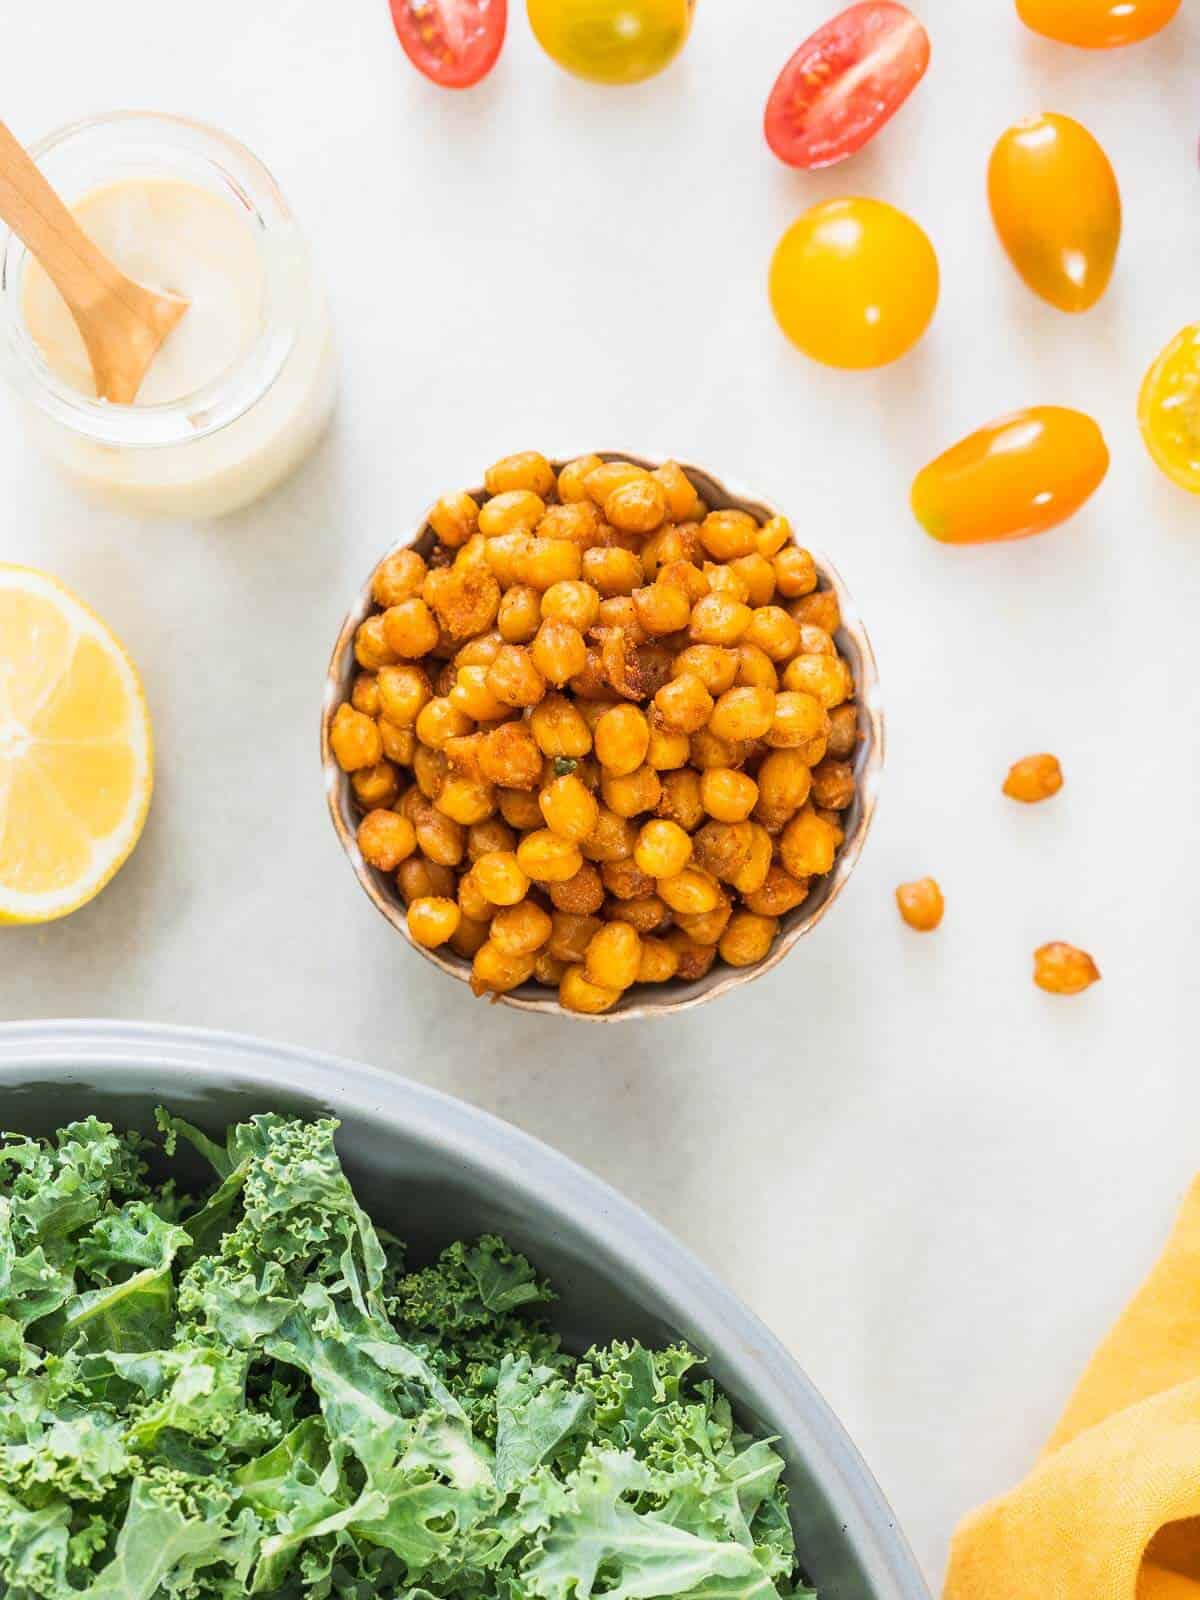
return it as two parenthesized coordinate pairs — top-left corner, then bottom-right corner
(744, 865), (810, 917)
(435, 775), (495, 826)
(549, 863), (606, 915)
(517, 536), (583, 591)
(424, 566), (501, 639)
(1003, 754), (1063, 804)
(557, 454), (604, 502)
(692, 819), (753, 882)
(559, 965), (621, 1014)
(396, 855), (456, 903)
(689, 593), (752, 646)
(601, 765), (661, 820)
(608, 895), (670, 934)
(689, 729), (748, 773)
(457, 869), (495, 923)
(826, 702), (859, 762)
(756, 749), (813, 820)
(485, 451), (555, 499)
(773, 545), (818, 598)
(633, 818), (692, 880)
(699, 509), (759, 562)
(330, 703), (384, 772)
(478, 490), (545, 536)
(539, 501), (602, 545)
(671, 645), (738, 696)
(780, 807), (841, 879)
(657, 769), (705, 832)
(675, 893), (733, 945)
(583, 460), (647, 505)
(412, 803), (466, 867)
(473, 850), (530, 907)
(606, 477), (668, 534)
(539, 773), (600, 842)
(734, 645), (779, 692)
(584, 921), (642, 991)
(531, 619), (588, 686)
(656, 867), (721, 915)
(709, 686), (775, 743)
(581, 805), (636, 863)
(601, 858), (656, 901)
(497, 584), (542, 644)
(756, 515), (792, 557)
(541, 579), (600, 631)
(415, 697), (473, 752)
(412, 744), (448, 800)
(357, 809), (417, 871)
(768, 691), (829, 751)
(449, 665), (508, 723)
(633, 581), (691, 637)
(548, 911), (603, 963)
(647, 460), (698, 519)
(594, 704), (650, 776)
(790, 588), (841, 633)
(730, 553), (777, 607)
(700, 768), (758, 823)
(665, 929), (717, 981)
(454, 630), (504, 670)
(372, 548), (428, 607)
(517, 829), (583, 883)
(497, 786), (544, 830)
(378, 664), (431, 727)
(351, 672), (382, 717)
(1033, 941), (1100, 995)
(486, 645), (546, 709)
(408, 896), (461, 950)
(744, 606), (801, 662)
(471, 940), (536, 995)
(646, 722), (690, 771)
(479, 723), (542, 789)
(719, 912), (778, 968)
(810, 759), (855, 811)
(351, 760), (400, 810)
(533, 951), (569, 987)
(378, 598), (436, 659)
(450, 915), (490, 959)
(582, 545), (644, 597)
(895, 878), (944, 932)
(490, 899), (554, 956)
(379, 720), (417, 765)
(483, 532), (533, 588)
(354, 614), (398, 670)
(729, 824), (773, 895)
(429, 492), (480, 548)
(653, 673), (713, 734)
(637, 936), (681, 983)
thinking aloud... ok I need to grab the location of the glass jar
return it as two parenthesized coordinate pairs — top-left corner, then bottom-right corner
(0, 112), (337, 518)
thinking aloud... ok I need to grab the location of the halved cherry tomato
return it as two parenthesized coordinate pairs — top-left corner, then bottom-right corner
(1016, 0), (1179, 48)
(389, 0), (506, 88)
(769, 197), (938, 369)
(1139, 326), (1200, 492)
(764, 2), (931, 171)
(911, 407), (1109, 544)
(988, 113), (1120, 313)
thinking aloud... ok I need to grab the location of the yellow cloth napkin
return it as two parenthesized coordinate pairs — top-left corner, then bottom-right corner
(945, 1176), (1200, 1600)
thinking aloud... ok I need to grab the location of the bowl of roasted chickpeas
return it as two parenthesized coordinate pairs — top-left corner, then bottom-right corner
(322, 452), (883, 1020)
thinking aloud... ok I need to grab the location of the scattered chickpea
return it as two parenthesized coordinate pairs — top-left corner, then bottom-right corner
(1003, 754), (1063, 804)
(895, 878), (945, 933)
(1033, 942), (1100, 995)
(337, 456), (860, 1007)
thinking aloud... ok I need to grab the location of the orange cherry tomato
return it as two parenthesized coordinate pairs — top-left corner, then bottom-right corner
(1016, 0), (1179, 47)
(768, 197), (939, 369)
(1139, 325), (1200, 492)
(988, 114), (1120, 313)
(911, 407), (1109, 544)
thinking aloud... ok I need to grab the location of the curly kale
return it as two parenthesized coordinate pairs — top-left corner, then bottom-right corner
(0, 1112), (810, 1600)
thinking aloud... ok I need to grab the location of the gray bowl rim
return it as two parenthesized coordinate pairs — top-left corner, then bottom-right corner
(0, 1019), (929, 1600)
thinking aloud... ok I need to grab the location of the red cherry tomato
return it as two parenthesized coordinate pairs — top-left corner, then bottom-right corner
(388, 0), (506, 88)
(764, 2), (931, 170)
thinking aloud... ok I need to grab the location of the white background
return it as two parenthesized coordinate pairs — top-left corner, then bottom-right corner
(3, 0), (1198, 1587)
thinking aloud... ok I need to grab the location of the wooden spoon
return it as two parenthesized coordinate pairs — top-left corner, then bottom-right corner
(0, 120), (188, 404)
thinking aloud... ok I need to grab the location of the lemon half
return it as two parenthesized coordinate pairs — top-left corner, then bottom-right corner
(0, 565), (153, 923)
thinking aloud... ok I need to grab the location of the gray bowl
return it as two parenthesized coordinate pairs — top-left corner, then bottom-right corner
(0, 1021), (928, 1600)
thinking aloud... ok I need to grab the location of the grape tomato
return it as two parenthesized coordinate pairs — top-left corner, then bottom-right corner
(526, 0), (692, 84)
(1016, 0), (1179, 47)
(1139, 326), (1200, 493)
(911, 407), (1109, 544)
(764, 2), (931, 170)
(389, 0), (507, 87)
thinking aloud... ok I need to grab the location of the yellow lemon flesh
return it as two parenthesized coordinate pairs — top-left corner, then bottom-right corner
(0, 566), (153, 923)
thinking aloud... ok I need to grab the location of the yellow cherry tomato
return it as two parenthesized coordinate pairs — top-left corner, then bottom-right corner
(769, 197), (938, 369)
(527, 0), (693, 84)
(1139, 325), (1200, 492)
(988, 114), (1120, 313)
(911, 407), (1109, 544)
(1016, 0), (1179, 47)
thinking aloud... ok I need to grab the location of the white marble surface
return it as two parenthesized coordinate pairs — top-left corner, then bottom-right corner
(3, 0), (1199, 1587)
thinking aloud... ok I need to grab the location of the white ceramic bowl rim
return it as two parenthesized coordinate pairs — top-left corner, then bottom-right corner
(0, 1020), (929, 1600)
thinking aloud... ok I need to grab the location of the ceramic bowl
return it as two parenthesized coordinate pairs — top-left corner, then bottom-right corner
(322, 454), (884, 1021)
(0, 1020), (929, 1600)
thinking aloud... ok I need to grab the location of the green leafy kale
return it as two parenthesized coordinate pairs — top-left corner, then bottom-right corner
(0, 1112), (811, 1600)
